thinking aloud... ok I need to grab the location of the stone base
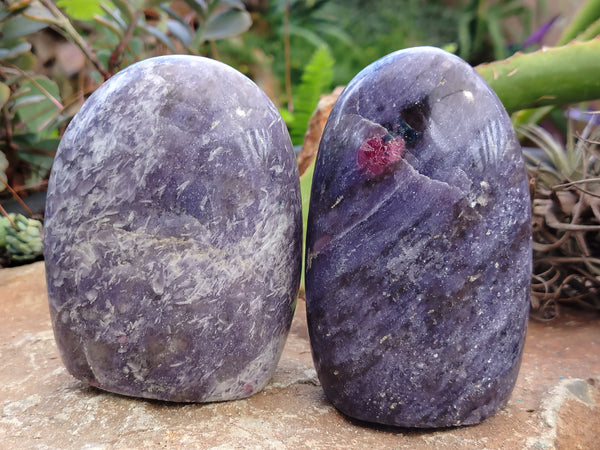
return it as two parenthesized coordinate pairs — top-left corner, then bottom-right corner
(1, 262), (599, 448)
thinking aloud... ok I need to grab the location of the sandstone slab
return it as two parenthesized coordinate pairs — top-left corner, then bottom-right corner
(1, 262), (599, 448)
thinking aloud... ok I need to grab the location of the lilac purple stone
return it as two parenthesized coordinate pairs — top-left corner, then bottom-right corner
(44, 56), (302, 402)
(305, 47), (532, 427)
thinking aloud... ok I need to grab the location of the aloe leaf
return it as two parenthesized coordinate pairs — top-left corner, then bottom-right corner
(557, 0), (600, 46)
(577, 17), (600, 41)
(475, 39), (600, 114)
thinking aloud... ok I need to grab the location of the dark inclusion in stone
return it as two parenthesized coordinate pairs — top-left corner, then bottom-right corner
(44, 56), (302, 402)
(305, 47), (532, 428)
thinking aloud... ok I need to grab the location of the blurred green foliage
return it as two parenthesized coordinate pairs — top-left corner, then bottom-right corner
(2, 0), (600, 268)
(286, 45), (334, 146)
(457, 0), (533, 64)
(0, 0), (252, 197)
(228, 0), (460, 93)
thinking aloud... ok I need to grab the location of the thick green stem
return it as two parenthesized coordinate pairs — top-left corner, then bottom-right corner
(475, 38), (600, 114)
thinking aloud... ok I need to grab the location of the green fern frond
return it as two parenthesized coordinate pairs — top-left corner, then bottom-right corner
(289, 46), (334, 146)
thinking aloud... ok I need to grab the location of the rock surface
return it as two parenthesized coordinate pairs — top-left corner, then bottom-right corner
(305, 47), (532, 427)
(1, 262), (599, 449)
(43, 55), (302, 402)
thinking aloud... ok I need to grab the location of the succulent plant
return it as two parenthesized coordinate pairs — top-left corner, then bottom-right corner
(0, 213), (43, 263)
(0, 152), (7, 193)
(520, 117), (600, 319)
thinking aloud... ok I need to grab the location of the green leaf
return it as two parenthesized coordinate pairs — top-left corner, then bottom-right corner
(0, 150), (8, 193)
(181, 0), (208, 19)
(219, 0), (245, 9)
(20, 151), (56, 186)
(317, 26), (353, 49)
(287, 23), (328, 49)
(0, 82), (10, 109)
(13, 94), (48, 109)
(129, 37), (144, 55)
(0, 40), (31, 60)
(289, 46), (334, 145)
(167, 19), (192, 45)
(486, 14), (507, 60)
(278, 108), (294, 126)
(203, 8), (252, 41)
(1, 1), (31, 23)
(93, 15), (124, 39)
(20, 2), (59, 24)
(138, 22), (177, 52)
(9, 133), (58, 186)
(101, 3), (128, 30)
(13, 77), (61, 134)
(55, 0), (108, 20)
(577, 16), (600, 41)
(141, 0), (163, 8)
(110, 0), (133, 22)
(0, 14), (48, 40)
(558, 0), (600, 45)
(95, 48), (112, 69)
(457, 11), (474, 60)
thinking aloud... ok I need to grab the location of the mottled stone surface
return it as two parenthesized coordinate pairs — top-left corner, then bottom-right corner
(305, 47), (532, 427)
(44, 56), (302, 402)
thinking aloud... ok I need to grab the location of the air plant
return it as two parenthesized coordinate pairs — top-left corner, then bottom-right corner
(520, 115), (600, 320)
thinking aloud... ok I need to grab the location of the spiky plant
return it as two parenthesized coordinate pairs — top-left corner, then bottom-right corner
(0, 213), (43, 264)
(520, 116), (600, 320)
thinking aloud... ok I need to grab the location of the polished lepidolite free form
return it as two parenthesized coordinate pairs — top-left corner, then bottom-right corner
(305, 47), (532, 427)
(44, 56), (302, 402)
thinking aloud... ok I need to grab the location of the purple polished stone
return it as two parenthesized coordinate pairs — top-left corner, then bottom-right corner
(305, 47), (531, 427)
(44, 56), (302, 402)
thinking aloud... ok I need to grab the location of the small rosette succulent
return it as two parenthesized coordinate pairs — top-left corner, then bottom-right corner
(0, 213), (43, 262)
